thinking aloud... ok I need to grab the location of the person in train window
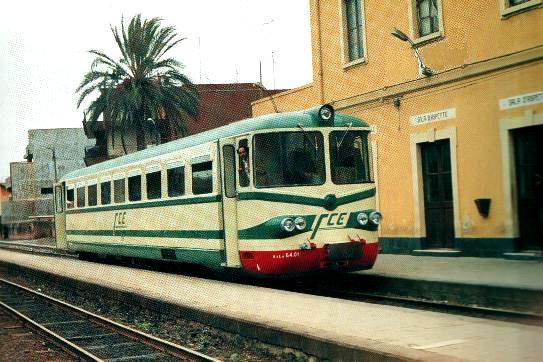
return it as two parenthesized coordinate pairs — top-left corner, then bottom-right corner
(238, 146), (250, 187)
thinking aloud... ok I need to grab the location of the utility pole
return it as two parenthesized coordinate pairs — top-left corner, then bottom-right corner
(46, 147), (57, 183)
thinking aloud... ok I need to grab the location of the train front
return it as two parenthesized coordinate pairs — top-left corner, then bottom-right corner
(236, 105), (381, 276)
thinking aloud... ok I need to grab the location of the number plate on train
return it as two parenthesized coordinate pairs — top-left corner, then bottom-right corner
(327, 241), (362, 261)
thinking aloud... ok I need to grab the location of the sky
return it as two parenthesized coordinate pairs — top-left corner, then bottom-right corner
(0, 0), (313, 180)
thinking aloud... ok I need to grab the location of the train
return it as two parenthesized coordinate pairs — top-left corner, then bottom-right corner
(53, 104), (381, 276)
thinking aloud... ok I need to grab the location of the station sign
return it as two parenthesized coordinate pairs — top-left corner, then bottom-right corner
(410, 108), (456, 126)
(499, 91), (543, 110)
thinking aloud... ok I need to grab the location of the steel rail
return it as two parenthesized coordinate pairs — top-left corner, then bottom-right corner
(291, 285), (543, 325)
(0, 278), (220, 362)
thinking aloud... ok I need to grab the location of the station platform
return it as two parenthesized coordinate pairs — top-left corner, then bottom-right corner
(1, 249), (542, 361)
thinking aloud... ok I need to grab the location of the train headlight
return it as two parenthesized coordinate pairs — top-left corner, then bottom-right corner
(357, 212), (369, 226)
(369, 211), (382, 225)
(294, 217), (307, 231)
(280, 218), (296, 232)
(319, 104), (334, 121)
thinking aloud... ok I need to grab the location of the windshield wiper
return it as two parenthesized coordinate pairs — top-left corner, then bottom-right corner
(336, 122), (353, 150)
(297, 124), (318, 151)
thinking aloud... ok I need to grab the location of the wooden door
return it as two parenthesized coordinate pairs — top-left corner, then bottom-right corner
(421, 139), (455, 248)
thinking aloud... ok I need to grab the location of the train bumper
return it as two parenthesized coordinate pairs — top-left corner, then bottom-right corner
(239, 241), (379, 275)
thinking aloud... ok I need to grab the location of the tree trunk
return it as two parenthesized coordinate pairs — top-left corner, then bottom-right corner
(135, 121), (146, 151)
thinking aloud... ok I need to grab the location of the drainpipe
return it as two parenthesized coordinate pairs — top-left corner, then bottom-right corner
(315, 0), (325, 104)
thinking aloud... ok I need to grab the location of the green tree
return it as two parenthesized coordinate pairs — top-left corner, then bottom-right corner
(77, 14), (198, 152)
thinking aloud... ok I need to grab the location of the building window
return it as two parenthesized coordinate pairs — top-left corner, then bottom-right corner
(88, 184), (97, 206)
(192, 161), (213, 195)
(416, 0), (440, 37)
(76, 187), (85, 208)
(343, 0), (365, 63)
(128, 174), (142, 202)
(101, 181), (111, 205)
(41, 187), (53, 195)
(167, 165), (185, 197)
(114, 178), (125, 203)
(146, 170), (162, 200)
(500, 0), (541, 16)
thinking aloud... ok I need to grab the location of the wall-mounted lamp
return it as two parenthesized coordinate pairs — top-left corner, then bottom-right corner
(391, 28), (433, 77)
(474, 198), (491, 218)
(393, 97), (401, 108)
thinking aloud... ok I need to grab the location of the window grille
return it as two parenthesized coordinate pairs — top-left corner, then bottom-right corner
(416, 0), (440, 37)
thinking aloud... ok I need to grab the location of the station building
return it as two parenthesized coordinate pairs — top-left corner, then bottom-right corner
(252, 0), (543, 257)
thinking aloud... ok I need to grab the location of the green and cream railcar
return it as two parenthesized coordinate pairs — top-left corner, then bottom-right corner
(54, 105), (381, 275)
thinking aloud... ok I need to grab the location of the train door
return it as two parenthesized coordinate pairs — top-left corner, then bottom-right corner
(219, 137), (241, 267)
(54, 182), (67, 249)
(421, 139), (455, 248)
(513, 125), (543, 251)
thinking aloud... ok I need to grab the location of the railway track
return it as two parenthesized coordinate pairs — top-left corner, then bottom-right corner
(0, 278), (219, 361)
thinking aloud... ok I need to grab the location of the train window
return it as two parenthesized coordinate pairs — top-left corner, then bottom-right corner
(114, 179), (126, 203)
(88, 184), (98, 206)
(223, 145), (237, 198)
(101, 181), (111, 205)
(76, 187), (86, 208)
(329, 130), (373, 184)
(238, 140), (250, 187)
(66, 188), (74, 209)
(192, 161), (213, 195)
(146, 170), (161, 200)
(128, 174), (142, 202)
(167, 166), (185, 197)
(253, 132), (325, 188)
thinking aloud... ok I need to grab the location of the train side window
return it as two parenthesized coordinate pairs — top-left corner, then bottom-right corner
(146, 170), (162, 200)
(114, 178), (126, 203)
(223, 145), (237, 198)
(167, 165), (185, 197)
(76, 187), (86, 208)
(101, 181), (111, 205)
(66, 188), (74, 209)
(192, 161), (213, 195)
(128, 174), (142, 202)
(88, 184), (98, 206)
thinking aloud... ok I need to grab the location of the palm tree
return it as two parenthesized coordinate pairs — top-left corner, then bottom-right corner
(77, 14), (199, 153)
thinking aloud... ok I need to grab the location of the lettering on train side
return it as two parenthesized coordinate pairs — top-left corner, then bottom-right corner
(272, 251), (301, 259)
(113, 211), (127, 231)
(310, 212), (349, 239)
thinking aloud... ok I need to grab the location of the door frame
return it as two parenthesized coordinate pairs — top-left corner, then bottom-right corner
(500, 110), (543, 239)
(218, 137), (241, 268)
(410, 127), (461, 243)
(54, 181), (67, 249)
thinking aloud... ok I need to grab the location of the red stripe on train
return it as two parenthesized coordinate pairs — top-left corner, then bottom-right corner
(239, 241), (379, 275)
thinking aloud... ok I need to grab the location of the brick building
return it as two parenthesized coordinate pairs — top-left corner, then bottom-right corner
(83, 83), (286, 165)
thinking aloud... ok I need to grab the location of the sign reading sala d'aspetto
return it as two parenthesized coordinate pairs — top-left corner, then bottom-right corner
(410, 108), (456, 126)
(499, 91), (543, 110)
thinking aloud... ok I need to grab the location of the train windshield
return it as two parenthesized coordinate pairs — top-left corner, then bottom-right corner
(253, 131), (326, 187)
(330, 130), (373, 184)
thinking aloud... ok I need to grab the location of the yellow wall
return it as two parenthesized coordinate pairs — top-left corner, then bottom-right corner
(252, 0), (543, 248)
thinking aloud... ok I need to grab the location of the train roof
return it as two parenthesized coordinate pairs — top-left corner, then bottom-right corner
(61, 106), (370, 181)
